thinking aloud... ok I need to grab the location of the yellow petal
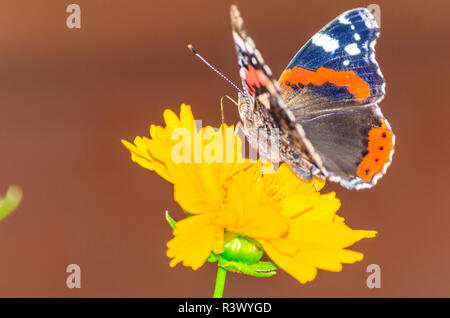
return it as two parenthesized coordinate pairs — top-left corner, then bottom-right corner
(150, 124), (168, 140)
(180, 104), (195, 132)
(167, 214), (223, 270)
(291, 192), (341, 222)
(171, 163), (224, 214)
(262, 238), (300, 256)
(261, 240), (318, 284)
(288, 218), (376, 249)
(290, 242), (365, 272)
(121, 139), (173, 183)
(280, 193), (313, 219)
(163, 109), (182, 128)
(271, 164), (325, 196)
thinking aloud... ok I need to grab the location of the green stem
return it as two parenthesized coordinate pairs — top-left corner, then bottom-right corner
(213, 266), (227, 298)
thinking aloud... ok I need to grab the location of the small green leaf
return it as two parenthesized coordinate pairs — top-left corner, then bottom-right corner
(218, 258), (277, 278)
(165, 210), (177, 230)
(0, 185), (22, 221)
(251, 261), (278, 273)
(240, 265), (277, 278)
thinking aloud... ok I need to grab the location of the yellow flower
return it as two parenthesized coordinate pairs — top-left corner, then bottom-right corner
(123, 104), (377, 284)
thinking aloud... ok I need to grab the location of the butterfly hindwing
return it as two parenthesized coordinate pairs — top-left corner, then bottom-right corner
(298, 105), (394, 189)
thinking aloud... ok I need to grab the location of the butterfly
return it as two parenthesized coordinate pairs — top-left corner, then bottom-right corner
(230, 5), (395, 190)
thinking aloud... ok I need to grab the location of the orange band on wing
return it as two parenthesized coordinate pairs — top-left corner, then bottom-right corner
(356, 120), (393, 182)
(245, 65), (277, 95)
(279, 67), (371, 100)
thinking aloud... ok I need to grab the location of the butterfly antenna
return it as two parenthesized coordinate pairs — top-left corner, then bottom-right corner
(188, 44), (243, 95)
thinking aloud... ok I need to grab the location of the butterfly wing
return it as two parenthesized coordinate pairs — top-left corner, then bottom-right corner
(279, 8), (394, 189)
(299, 104), (394, 189)
(230, 5), (278, 106)
(230, 5), (324, 181)
(279, 8), (385, 112)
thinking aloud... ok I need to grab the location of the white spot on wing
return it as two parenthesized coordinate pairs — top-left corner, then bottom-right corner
(263, 65), (272, 76)
(354, 33), (361, 41)
(344, 43), (361, 55)
(254, 49), (264, 64)
(364, 16), (377, 29)
(245, 37), (255, 52)
(339, 15), (351, 24)
(343, 60), (350, 66)
(312, 32), (339, 52)
(239, 68), (246, 79)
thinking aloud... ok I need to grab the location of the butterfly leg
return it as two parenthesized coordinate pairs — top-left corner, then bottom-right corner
(219, 95), (239, 126)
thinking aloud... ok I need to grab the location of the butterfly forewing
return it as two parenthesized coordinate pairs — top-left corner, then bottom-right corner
(279, 8), (385, 113)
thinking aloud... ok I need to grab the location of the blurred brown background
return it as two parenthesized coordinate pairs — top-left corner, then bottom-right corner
(0, 0), (448, 297)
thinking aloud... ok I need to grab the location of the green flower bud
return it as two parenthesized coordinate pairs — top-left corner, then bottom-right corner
(221, 236), (263, 265)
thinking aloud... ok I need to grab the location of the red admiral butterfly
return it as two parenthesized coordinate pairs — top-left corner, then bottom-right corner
(230, 5), (394, 190)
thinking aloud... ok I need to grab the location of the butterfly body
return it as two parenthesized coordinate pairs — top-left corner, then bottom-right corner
(230, 5), (395, 190)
